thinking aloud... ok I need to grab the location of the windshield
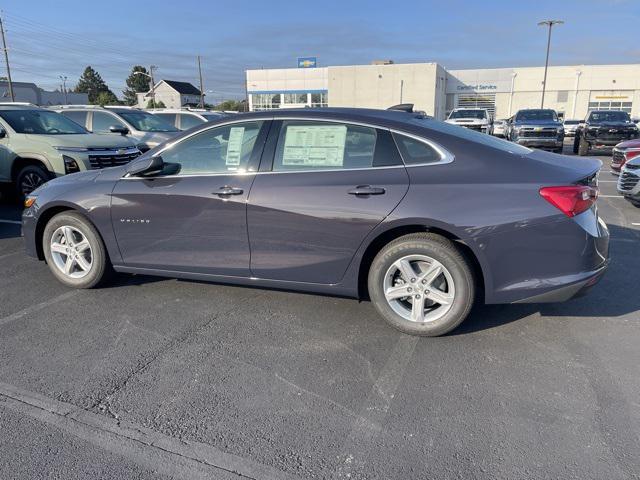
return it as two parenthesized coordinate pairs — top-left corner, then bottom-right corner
(588, 111), (630, 123)
(0, 109), (88, 135)
(411, 117), (532, 155)
(515, 110), (557, 122)
(448, 110), (487, 120)
(118, 111), (179, 132)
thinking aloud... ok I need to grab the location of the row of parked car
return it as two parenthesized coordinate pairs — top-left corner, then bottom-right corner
(0, 103), (231, 197)
(445, 106), (640, 207)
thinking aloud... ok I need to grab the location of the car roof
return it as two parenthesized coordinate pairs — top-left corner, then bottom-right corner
(231, 107), (429, 125)
(0, 105), (47, 111)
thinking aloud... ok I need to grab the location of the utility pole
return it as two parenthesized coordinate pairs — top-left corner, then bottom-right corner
(149, 65), (157, 106)
(197, 56), (204, 108)
(0, 14), (14, 102)
(538, 19), (563, 108)
(59, 75), (68, 104)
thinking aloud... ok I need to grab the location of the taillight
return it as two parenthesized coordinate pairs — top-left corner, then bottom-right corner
(539, 185), (599, 217)
(625, 149), (640, 161)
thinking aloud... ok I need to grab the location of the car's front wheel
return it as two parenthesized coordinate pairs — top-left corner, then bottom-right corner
(16, 164), (50, 197)
(368, 233), (475, 336)
(42, 212), (111, 288)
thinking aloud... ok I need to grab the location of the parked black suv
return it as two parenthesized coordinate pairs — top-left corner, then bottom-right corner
(573, 110), (639, 156)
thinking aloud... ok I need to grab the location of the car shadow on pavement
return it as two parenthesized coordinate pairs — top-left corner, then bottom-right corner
(454, 223), (639, 335)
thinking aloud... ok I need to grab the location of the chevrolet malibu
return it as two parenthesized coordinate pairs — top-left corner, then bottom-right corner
(22, 107), (609, 336)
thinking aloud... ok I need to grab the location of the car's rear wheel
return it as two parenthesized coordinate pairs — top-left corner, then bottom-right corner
(42, 212), (111, 288)
(16, 164), (50, 197)
(578, 136), (589, 156)
(368, 233), (475, 336)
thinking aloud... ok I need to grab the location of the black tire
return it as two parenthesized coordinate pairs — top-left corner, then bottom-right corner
(42, 212), (112, 288)
(628, 198), (640, 208)
(577, 136), (589, 156)
(367, 233), (475, 337)
(16, 164), (50, 198)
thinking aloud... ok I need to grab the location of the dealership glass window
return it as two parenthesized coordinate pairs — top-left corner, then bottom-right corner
(283, 93), (308, 104)
(273, 121), (377, 171)
(251, 93), (280, 110)
(588, 100), (633, 114)
(310, 92), (328, 108)
(160, 121), (263, 175)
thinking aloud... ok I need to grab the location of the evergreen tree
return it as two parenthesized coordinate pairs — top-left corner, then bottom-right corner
(146, 99), (166, 109)
(123, 66), (150, 106)
(74, 66), (116, 104)
(95, 91), (119, 106)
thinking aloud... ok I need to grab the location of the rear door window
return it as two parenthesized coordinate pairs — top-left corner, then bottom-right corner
(273, 121), (377, 171)
(393, 133), (443, 165)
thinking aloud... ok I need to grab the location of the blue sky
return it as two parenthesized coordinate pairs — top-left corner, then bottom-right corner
(3, 0), (639, 100)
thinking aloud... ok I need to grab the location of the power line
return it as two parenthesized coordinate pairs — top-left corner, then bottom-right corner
(0, 13), (14, 100)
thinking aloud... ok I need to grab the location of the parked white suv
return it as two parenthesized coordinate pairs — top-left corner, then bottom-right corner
(445, 108), (493, 134)
(617, 154), (640, 208)
(148, 108), (226, 130)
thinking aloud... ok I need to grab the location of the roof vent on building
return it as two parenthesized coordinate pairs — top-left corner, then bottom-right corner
(371, 60), (394, 65)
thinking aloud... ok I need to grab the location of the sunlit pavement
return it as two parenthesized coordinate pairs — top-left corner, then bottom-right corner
(0, 145), (638, 479)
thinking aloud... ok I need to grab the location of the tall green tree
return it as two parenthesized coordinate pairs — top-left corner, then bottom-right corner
(73, 66), (116, 104)
(123, 66), (150, 106)
(95, 91), (119, 106)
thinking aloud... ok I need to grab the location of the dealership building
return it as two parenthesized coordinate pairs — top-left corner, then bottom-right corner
(246, 62), (640, 120)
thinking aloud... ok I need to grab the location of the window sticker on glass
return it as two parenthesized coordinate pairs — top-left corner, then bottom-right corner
(226, 127), (245, 166)
(282, 125), (347, 167)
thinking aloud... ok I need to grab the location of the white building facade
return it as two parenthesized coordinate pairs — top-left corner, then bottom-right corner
(246, 62), (640, 121)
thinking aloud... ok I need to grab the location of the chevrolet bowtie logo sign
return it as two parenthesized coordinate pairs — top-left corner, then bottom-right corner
(609, 129), (618, 133)
(534, 127), (543, 131)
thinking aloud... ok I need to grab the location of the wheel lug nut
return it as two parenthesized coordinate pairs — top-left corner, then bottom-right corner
(410, 278), (416, 283)
(407, 287), (412, 292)
(415, 294), (421, 299)
(421, 279), (427, 284)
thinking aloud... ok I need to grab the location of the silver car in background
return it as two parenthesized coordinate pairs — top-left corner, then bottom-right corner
(492, 119), (506, 137)
(148, 108), (226, 130)
(55, 105), (181, 152)
(563, 119), (580, 137)
(617, 154), (640, 207)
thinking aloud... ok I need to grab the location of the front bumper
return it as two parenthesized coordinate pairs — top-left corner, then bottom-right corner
(515, 138), (563, 148)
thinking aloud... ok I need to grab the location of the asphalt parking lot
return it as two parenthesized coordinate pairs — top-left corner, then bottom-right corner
(0, 144), (639, 480)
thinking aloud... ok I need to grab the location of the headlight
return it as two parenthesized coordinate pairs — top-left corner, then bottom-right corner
(53, 146), (89, 152)
(63, 155), (80, 174)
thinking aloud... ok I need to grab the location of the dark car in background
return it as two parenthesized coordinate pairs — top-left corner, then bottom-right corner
(573, 110), (639, 156)
(22, 107), (609, 337)
(506, 109), (564, 153)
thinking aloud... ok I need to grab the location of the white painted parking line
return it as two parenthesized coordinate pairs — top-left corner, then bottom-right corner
(598, 180), (618, 183)
(632, 223), (640, 226)
(0, 219), (21, 224)
(0, 291), (80, 327)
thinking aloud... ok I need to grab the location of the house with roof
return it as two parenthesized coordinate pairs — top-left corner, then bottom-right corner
(136, 80), (202, 108)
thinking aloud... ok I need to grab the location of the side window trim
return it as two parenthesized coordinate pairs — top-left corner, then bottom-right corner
(390, 130), (455, 167)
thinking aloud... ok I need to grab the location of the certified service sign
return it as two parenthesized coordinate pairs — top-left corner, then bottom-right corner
(297, 57), (317, 68)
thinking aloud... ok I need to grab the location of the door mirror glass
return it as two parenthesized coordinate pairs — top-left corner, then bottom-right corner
(109, 125), (130, 135)
(0, 128), (5, 138)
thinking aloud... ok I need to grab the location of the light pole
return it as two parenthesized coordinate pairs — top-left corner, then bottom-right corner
(59, 75), (68, 104)
(538, 19), (563, 108)
(134, 66), (157, 106)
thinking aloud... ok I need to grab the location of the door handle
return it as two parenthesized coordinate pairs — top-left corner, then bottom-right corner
(348, 185), (386, 196)
(214, 186), (244, 196)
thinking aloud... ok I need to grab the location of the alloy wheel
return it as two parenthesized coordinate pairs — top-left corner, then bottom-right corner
(50, 226), (93, 279)
(383, 254), (455, 323)
(20, 171), (46, 195)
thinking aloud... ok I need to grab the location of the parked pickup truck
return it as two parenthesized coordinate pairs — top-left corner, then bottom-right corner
(445, 108), (493, 134)
(506, 109), (564, 153)
(573, 110), (639, 156)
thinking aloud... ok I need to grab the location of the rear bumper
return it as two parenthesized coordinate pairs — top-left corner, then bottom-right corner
(513, 262), (608, 303)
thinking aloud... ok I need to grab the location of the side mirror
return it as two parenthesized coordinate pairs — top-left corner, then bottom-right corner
(126, 155), (164, 176)
(109, 125), (130, 135)
(0, 129), (5, 139)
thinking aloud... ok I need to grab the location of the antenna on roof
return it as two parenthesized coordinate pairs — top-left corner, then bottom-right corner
(387, 103), (414, 113)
